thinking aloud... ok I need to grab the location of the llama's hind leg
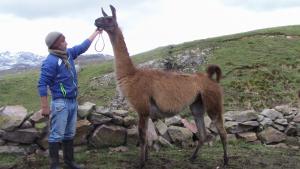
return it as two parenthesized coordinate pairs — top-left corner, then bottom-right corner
(138, 114), (149, 168)
(214, 116), (228, 166)
(189, 101), (206, 161)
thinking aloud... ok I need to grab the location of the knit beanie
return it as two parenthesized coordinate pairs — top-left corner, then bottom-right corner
(45, 31), (63, 49)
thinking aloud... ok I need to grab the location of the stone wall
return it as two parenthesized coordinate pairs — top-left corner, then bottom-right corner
(0, 103), (300, 155)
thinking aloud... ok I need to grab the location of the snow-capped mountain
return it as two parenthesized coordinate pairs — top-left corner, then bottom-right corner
(0, 51), (113, 73)
(0, 51), (45, 71)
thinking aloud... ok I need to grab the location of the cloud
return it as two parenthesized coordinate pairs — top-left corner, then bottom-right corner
(0, 0), (147, 19)
(220, 0), (300, 11)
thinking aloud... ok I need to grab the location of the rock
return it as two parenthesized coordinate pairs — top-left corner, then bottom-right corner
(204, 116), (212, 128)
(274, 118), (288, 126)
(224, 110), (258, 122)
(30, 110), (47, 123)
(274, 105), (293, 115)
(284, 136), (300, 146)
(261, 109), (283, 120)
(225, 121), (253, 133)
(0, 145), (30, 155)
(88, 113), (112, 125)
(181, 119), (197, 134)
(266, 143), (289, 149)
(258, 127), (286, 144)
(257, 115), (264, 122)
(165, 115), (182, 126)
(240, 121), (259, 127)
(78, 102), (96, 118)
(157, 136), (173, 147)
(2, 128), (39, 144)
(272, 124), (285, 132)
(123, 115), (136, 127)
(109, 146), (129, 153)
(0, 105), (28, 131)
(111, 109), (128, 117)
(20, 120), (33, 129)
(36, 135), (48, 150)
(0, 139), (5, 146)
(95, 106), (111, 116)
(90, 125), (126, 148)
(237, 132), (257, 142)
(284, 124), (297, 136)
(126, 126), (138, 146)
(293, 113), (300, 123)
(259, 117), (273, 127)
(111, 115), (124, 126)
(147, 119), (158, 146)
(74, 120), (91, 145)
(155, 120), (168, 135)
(168, 126), (193, 146)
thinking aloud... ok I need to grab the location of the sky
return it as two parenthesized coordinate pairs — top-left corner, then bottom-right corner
(0, 0), (300, 56)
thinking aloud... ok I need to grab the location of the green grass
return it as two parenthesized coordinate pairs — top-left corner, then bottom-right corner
(6, 140), (300, 169)
(0, 153), (22, 168)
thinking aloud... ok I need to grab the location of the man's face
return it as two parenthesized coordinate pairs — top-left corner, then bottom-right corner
(58, 40), (67, 51)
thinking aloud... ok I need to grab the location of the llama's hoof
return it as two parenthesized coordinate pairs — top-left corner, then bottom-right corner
(189, 155), (197, 162)
(223, 156), (229, 166)
(139, 162), (145, 169)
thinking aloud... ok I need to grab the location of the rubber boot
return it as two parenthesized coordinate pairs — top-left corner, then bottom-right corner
(49, 142), (60, 169)
(62, 139), (81, 169)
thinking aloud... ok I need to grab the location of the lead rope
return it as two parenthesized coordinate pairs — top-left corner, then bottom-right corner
(94, 33), (105, 52)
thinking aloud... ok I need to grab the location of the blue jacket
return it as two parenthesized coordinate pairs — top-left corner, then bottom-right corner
(38, 39), (92, 100)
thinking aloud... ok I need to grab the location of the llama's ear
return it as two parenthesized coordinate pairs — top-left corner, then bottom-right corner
(101, 7), (108, 17)
(110, 5), (116, 20)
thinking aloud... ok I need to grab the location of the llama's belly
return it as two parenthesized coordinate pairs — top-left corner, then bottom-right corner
(149, 110), (178, 120)
(149, 99), (182, 120)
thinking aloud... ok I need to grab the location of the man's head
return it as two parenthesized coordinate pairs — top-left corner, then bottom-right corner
(45, 31), (67, 50)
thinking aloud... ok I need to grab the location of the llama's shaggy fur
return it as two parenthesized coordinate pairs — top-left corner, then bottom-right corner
(95, 5), (228, 168)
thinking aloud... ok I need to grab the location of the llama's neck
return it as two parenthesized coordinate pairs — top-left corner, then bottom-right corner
(108, 27), (136, 80)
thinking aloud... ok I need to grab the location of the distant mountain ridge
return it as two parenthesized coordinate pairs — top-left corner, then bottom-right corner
(0, 51), (44, 71)
(0, 51), (113, 73)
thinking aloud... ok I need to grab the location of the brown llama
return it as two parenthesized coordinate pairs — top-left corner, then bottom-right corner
(95, 5), (228, 168)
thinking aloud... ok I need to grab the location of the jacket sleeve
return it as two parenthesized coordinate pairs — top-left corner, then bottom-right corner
(37, 58), (57, 97)
(68, 39), (92, 60)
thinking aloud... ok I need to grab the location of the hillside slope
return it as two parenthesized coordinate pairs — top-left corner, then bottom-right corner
(0, 25), (300, 112)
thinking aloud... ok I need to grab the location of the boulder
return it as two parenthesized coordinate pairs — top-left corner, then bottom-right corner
(2, 128), (39, 144)
(237, 132), (257, 142)
(90, 125), (126, 148)
(168, 126), (193, 146)
(261, 109), (283, 120)
(0, 105), (28, 131)
(78, 102), (96, 118)
(258, 127), (286, 144)
(224, 110), (258, 122)
(74, 120), (91, 145)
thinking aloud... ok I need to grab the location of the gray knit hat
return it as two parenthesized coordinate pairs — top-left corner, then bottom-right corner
(45, 31), (63, 48)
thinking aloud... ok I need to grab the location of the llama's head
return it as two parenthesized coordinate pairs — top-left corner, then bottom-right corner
(95, 5), (118, 33)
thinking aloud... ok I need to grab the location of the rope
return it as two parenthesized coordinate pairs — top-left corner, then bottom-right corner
(94, 33), (105, 52)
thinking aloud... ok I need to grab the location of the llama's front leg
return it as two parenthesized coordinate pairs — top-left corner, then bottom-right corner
(138, 114), (149, 169)
(189, 102), (206, 161)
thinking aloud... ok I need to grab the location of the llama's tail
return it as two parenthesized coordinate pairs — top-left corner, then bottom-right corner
(206, 64), (222, 83)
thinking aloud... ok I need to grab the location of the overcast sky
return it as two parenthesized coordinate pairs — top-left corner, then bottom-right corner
(0, 0), (300, 56)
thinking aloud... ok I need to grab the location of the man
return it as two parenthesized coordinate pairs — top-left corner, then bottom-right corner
(38, 29), (102, 169)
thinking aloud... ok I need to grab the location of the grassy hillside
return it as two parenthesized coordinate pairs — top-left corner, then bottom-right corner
(0, 25), (300, 112)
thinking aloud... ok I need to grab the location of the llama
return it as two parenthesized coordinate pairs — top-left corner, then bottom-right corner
(95, 5), (228, 168)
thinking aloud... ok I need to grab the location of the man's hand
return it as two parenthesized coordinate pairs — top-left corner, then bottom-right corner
(40, 96), (50, 117)
(41, 106), (50, 117)
(89, 29), (103, 41)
